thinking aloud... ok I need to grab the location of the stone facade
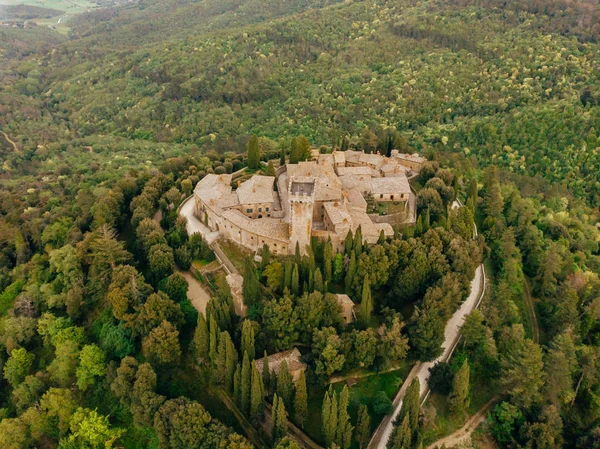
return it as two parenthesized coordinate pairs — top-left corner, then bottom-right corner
(193, 150), (421, 256)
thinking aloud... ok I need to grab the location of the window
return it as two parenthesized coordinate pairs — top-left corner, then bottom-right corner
(266, 207), (270, 211)
(391, 195), (394, 200)
(258, 207), (262, 212)
(247, 208), (252, 213)
(380, 194), (383, 199)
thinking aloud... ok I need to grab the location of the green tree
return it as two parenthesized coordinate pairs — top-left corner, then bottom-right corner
(250, 361), (265, 421)
(262, 350), (271, 393)
(322, 390), (338, 447)
(289, 138), (300, 164)
(209, 314), (219, 365)
(449, 359), (470, 414)
(389, 415), (411, 449)
(247, 135), (261, 170)
(241, 351), (251, 415)
(272, 394), (288, 442)
(216, 331), (237, 391)
(355, 405), (371, 449)
(154, 398), (212, 449)
(193, 313), (209, 364)
(398, 378), (420, 438)
(333, 253), (344, 283)
(241, 320), (256, 361)
(234, 364), (242, 407)
(358, 275), (373, 327)
(264, 261), (284, 293)
(277, 360), (294, 411)
(345, 251), (356, 295)
(243, 260), (260, 306)
(291, 263), (300, 296)
(76, 344), (106, 391)
(59, 407), (124, 449)
(142, 320), (181, 366)
(3, 347), (35, 387)
(353, 226), (363, 256)
(312, 327), (345, 377)
(294, 370), (308, 426)
(275, 437), (301, 449)
(336, 385), (353, 449)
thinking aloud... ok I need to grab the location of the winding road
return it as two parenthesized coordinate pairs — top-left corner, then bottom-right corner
(368, 200), (486, 449)
(0, 131), (19, 153)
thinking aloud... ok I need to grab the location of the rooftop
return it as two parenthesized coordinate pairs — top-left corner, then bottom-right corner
(394, 152), (427, 164)
(194, 174), (233, 207)
(221, 209), (290, 241)
(290, 179), (315, 196)
(255, 348), (306, 375)
(236, 175), (275, 205)
(371, 174), (411, 195)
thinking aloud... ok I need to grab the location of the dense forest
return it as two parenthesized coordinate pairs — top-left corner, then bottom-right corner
(0, 0), (599, 448)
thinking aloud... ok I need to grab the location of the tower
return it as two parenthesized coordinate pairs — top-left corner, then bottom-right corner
(288, 177), (315, 256)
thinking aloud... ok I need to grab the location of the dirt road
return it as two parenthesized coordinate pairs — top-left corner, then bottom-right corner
(181, 271), (211, 316)
(0, 131), (18, 153)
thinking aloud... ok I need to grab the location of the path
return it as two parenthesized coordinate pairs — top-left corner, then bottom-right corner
(178, 195), (239, 275)
(427, 398), (497, 449)
(368, 200), (486, 449)
(264, 403), (324, 449)
(523, 277), (540, 343)
(180, 271), (211, 316)
(0, 131), (18, 153)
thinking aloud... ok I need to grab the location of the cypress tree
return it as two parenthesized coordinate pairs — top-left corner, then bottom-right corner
(414, 214), (423, 236)
(389, 415), (411, 449)
(294, 242), (301, 266)
(233, 363), (242, 406)
(398, 378), (420, 437)
(322, 391), (334, 446)
(308, 270), (314, 293)
(280, 147), (286, 166)
(241, 351), (251, 415)
(277, 360), (294, 411)
(324, 238), (333, 282)
(290, 138), (300, 164)
(291, 264), (300, 297)
(359, 275), (373, 327)
(272, 394), (288, 442)
(344, 230), (353, 255)
(262, 350), (271, 393)
(449, 359), (470, 414)
(209, 314), (218, 365)
(298, 136), (311, 161)
(345, 251), (356, 295)
(225, 333), (237, 391)
(284, 261), (293, 291)
(243, 260), (260, 306)
(355, 404), (370, 449)
(337, 385), (353, 449)
(294, 370), (308, 426)
(216, 331), (237, 390)
(424, 208), (431, 232)
(250, 361), (265, 421)
(247, 135), (261, 170)
(341, 136), (349, 151)
(241, 320), (256, 361)
(329, 391), (339, 448)
(267, 160), (276, 176)
(314, 268), (324, 293)
(192, 313), (209, 364)
(353, 225), (363, 256)
(378, 229), (386, 244)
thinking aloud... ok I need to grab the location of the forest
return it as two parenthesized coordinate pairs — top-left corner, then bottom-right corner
(0, 0), (599, 448)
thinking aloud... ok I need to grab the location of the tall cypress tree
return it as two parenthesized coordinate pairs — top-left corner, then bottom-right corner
(449, 359), (470, 414)
(289, 138), (300, 164)
(314, 268), (324, 293)
(209, 314), (219, 365)
(243, 260), (260, 306)
(233, 363), (242, 406)
(294, 242), (301, 266)
(329, 391), (339, 447)
(247, 135), (261, 170)
(291, 264), (300, 297)
(353, 225), (363, 256)
(355, 404), (370, 449)
(398, 378), (420, 438)
(272, 394), (288, 442)
(345, 251), (356, 295)
(216, 331), (236, 390)
(241, 320), (256, 361)
(192, 313), (209, 364)
(262, 350), (271, 393)
(250, 361), (265, 421)
(378, 229), (386, 244)
(337, 385), (353, 449)
(284, 261), (293, 291)
(322, 391), (333, 446)
(298, 135), (311, 161)
(359, 276), (373, 327)
(389, 415), (411, 449)
(241, 351), (251, 415)
(323, 238), (333, 282)
(294, 370), (308, 426)
(277, 360), (294, 411)
(280, 147), (286, 166)
(344, 230), (353, 255)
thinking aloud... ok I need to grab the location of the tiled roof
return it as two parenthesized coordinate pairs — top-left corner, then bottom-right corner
(255, 348), (305, 375)
(324, 201), (352, 226)
(236, 175), (275, 205)
(221, 209), (290, 241)
(336, 166), (373, 176)
(371, 174), (411, 195)
(394, 152), (426, 164)
(194, 174), (233, 208)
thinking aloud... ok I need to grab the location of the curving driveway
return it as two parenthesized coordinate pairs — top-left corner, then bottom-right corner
(368, 200), (486, 449)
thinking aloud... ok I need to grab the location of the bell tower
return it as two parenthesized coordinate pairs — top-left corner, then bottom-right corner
(288, 177), (315, 256)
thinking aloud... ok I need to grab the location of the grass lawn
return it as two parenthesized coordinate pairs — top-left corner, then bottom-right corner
(192, 259), (212, 270)
(422, 372), (498, 446)
(303, 364), (412, 448)
(219, 239), (252, 273)
(368, 201), (408, 216)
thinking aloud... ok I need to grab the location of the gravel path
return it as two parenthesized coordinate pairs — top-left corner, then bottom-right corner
(181, 271), (211, 316)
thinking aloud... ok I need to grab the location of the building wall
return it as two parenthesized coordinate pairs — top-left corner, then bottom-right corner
(290, 196), (314, 255)
(372, 193), (409, 202)
(234, 202), (274, 219)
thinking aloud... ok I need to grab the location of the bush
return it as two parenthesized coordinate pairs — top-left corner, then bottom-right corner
(428, 362), (453, 395)
(372, 391), (393, 416)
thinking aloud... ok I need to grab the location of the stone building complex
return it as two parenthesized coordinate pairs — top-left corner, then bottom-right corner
(193, 149), (423, 256)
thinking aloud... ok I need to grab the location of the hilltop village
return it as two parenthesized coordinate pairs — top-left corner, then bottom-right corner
(193, 149), (425, 256)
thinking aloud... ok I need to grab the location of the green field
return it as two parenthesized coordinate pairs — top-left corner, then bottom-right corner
(0, 0), (100, 31)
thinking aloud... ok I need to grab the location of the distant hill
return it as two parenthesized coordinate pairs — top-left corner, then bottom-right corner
(0, 4), (64, 20)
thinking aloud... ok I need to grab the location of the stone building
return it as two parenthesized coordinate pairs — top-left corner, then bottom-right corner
(255, 348), (306, 382)
(193, 149), (420, 256)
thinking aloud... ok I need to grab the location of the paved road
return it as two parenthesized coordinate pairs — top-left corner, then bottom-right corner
(369, 200), (486, 449)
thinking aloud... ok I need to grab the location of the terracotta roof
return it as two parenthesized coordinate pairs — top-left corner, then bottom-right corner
(255, 348), (305, 375)
(371, 174), (411, 195)
(236, 175), (275, 205)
